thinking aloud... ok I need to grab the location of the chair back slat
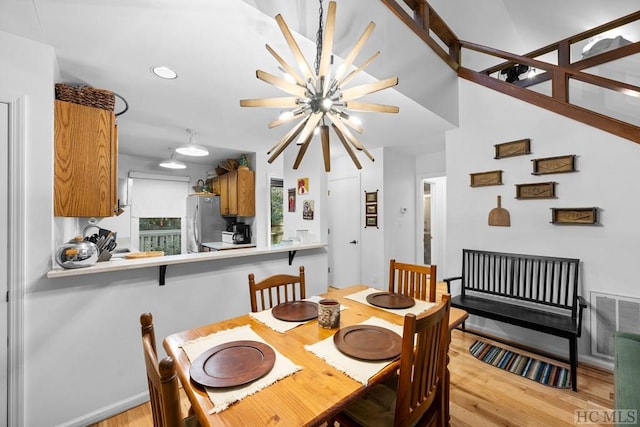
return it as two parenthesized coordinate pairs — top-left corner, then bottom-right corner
(389, 259), (437, 302)
(248, 266), (306, 312)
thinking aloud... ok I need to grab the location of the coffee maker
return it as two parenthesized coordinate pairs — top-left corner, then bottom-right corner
(232, 223), (251, 244)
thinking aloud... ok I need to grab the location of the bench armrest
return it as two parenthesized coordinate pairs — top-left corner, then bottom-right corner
(576, 295), (587, 337)
(443, 276), (462, 294)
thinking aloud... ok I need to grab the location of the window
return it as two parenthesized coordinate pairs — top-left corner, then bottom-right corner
(139, 217), (181, 255)
(128, 171), (189, 253)
(270, 178), (284, 244)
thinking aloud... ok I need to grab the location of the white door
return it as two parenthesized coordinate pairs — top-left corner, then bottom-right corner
(328, 176), (361, 288)
(0, 102), (8, 425)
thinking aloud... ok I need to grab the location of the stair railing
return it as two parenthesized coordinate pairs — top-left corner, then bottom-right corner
(381, 0), (640, 144)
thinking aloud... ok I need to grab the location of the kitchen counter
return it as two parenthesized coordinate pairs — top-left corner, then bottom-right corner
(46, 242), (327, 284)
(202, 241), (256, 251)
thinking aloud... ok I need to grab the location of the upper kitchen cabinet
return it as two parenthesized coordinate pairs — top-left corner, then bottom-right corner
(54, 100), (118, 217)
(218, 168), (255, 217)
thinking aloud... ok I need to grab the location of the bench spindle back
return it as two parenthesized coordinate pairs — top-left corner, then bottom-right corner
(461, 249), (580, 317)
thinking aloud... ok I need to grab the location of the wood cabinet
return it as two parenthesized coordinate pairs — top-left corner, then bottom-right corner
(54, 100), (118, 217)
(218, 168), (255, 216)
(206, 176), (221, 196)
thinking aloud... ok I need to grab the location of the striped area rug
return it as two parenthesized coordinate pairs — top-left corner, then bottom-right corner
(469, 340), (572, 389)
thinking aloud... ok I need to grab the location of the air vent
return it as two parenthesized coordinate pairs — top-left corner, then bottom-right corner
(590, 291), (640, 359)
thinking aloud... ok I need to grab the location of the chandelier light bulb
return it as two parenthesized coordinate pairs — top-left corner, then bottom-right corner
(279, 111), (294, 121)
(348, 115), (362, 127)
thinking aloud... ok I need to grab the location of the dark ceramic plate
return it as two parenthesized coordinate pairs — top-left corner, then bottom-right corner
(333, 325), (402, 361)
(271, 300), (318, 322)
(366, 292), (415, 309)
(189, 340), (275, 388)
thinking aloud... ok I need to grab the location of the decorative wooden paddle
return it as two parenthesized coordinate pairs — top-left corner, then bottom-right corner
(488, 195), (510, 226)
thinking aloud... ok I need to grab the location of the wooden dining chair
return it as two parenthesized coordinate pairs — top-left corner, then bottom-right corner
(389, 259), (437, 302)
(140, 313), (199, 427)
(333, 294), (452, 427)
(248, 266), (306, 312)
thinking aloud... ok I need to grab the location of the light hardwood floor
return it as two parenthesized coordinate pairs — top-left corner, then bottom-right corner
(91, 329), (614, 427)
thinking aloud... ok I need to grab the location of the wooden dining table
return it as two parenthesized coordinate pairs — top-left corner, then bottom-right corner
(163, 285), (468, 427)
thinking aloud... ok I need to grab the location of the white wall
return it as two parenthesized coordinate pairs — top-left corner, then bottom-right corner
(383, 148), (417, 267)
(358, 148), (386, 288)
(0, 30), (55, 427)
(446, 79), (640, 366)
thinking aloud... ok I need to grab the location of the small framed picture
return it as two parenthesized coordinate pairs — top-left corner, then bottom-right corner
(365, 216), (378, 227)
(297, 177), (309, 195)
(303, 200), (314, 220)
(366, 204), (377, 215)
(365, 191), (377, 203)
(287, 188), (296, 212)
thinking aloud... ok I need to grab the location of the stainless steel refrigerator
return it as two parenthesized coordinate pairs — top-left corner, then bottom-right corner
(186, 195), (228, 253)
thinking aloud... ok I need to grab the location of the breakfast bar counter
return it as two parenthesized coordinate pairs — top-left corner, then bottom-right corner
(46, 242), (327, 284)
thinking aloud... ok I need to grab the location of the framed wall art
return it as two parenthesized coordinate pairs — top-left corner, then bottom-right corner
(532, 155), (577, 175)
(297, 177), (309, 195)
(470, 170), (503, 187)
(287, 188), (296, 212)
(515, 181), (557, 199)
(364, 190), (379, 228)
(302, 200), (314, 220)
(365, 191), (377, 203)
(551, 207), (598, 225)
(494, 138), (531, 159)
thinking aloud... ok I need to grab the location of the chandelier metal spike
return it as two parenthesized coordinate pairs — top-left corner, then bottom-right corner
(240, 0), (399, 172)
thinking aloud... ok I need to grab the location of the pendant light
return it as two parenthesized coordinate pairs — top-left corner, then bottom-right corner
(240, 0), (399, 172)
(176, 129), (209, 157)
(159, 148), (187, 169)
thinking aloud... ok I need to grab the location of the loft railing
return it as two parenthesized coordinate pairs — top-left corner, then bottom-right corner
(381, 0), (640, 145)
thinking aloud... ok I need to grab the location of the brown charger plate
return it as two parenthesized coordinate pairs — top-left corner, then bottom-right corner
(333, 325), (402, 361)
(271, 300), (318, 322)
(189, 340), (275, 388)
(366, 292), (415, 309)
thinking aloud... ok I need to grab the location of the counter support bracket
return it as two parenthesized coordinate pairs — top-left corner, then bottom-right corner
(288, 250), (297, 265)
(159, 265), (167, 286)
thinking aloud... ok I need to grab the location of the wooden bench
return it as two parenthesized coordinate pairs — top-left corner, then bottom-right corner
(444, 249), (587, 391)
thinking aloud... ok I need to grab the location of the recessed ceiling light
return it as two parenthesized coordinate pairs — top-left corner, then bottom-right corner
(151, 66), (178, 79)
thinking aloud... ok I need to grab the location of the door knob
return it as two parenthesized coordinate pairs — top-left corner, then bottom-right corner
(349, 240), (357, 244)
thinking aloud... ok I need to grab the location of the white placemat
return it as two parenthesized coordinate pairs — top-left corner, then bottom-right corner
(304, 316), (403, 385)
(345, 287), (435, 316)
(180, 325), (301, 414)
(250, 296), (348, 333)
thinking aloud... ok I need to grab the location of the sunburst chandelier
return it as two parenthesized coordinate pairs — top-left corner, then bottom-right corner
(240, 0), (399, 171)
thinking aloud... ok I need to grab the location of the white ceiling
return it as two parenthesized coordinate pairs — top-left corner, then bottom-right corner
(1, 0), (637, 167)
